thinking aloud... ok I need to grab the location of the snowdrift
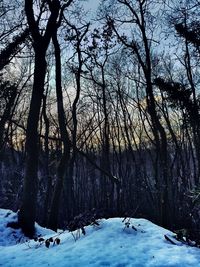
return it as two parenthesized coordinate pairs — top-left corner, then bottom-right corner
(0, 209), (200, 266)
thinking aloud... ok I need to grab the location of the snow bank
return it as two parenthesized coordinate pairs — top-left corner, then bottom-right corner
(0, 209), (54, 246)
(0, 209), (200, 266)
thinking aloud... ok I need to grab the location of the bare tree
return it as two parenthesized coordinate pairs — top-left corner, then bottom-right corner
(18, 0), (71, 237)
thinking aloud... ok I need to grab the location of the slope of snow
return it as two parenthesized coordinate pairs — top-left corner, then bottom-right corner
(0, 209), (54, 247)
(0, 208), (200, 266)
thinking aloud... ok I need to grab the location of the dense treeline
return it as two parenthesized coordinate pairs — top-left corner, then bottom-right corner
(0, 0), (200, 237)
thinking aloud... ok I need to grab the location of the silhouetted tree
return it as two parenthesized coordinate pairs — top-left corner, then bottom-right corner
(18, 0), (64, 237)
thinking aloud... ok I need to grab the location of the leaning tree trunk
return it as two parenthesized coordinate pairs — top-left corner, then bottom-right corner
(48, 31), (71, 231)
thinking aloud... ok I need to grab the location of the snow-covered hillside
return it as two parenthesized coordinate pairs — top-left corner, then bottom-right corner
(0, 209), (200, 267)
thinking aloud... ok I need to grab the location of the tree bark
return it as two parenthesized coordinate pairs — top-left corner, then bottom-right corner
(18, 0), (61, 237)
(18, 50), (47, 237)
(48, 31), (71, 231)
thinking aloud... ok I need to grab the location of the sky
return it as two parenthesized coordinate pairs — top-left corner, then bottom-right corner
(84, 0), (100, 10)
(83, 0), (101, 14)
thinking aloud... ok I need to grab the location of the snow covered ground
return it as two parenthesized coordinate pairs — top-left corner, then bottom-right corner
(0, 209), (200, 267)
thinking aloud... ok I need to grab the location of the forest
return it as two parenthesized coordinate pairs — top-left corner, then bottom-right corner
(0, 0), (200, 239)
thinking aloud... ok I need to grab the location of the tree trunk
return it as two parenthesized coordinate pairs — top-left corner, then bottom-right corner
(48, 31), (71, 231)
(18, 50), (47, 237)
